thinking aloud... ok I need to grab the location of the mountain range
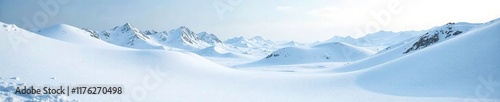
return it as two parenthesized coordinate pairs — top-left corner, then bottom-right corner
(33, 22), (441, 53)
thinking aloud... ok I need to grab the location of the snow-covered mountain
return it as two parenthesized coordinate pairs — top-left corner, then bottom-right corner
(82, 24), (225, 50)
(243, 42), (375, 65)
(90, 23), (164, 49)
(402, 22), (480, 54)
(248, 36), (276, 47)
(160, 26), (213, 50)
(224, 36), (276, 48)
(325, 30), (425, 47)
(142, 30), (169, 44)
(224, 36), (250, 48)
(197, 32), (223, 45)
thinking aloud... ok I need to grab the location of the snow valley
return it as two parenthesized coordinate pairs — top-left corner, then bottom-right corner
(1, 17), (499, 102)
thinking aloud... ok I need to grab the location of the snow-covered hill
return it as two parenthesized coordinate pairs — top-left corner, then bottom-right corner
(37, 24), (131, 50)
(244, 42), (375, 65)
(331, 22), (482, 73)
(0, 22), (82, 101)
(355, 18), (500, 98)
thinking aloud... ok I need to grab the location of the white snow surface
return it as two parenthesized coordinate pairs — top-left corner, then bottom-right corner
(353, 19), (500, 99)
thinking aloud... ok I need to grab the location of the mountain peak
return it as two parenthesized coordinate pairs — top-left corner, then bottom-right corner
(175, 26), (193, 33)
(111, 23), (139, 32)
(197, 32), (223, 44)
(179, 26), (188, 29)
(123, 23), (133, 28)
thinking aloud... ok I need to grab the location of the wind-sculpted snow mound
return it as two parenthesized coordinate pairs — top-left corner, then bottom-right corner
(356, 18), (500, 98)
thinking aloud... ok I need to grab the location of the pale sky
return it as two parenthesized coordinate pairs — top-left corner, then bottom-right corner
(1, 0), (499, 43)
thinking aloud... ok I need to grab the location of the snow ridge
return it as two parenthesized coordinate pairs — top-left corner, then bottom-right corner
(403, 22), (480, 54)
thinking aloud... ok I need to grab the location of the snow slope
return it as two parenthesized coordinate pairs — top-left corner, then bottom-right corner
(37, 24), (131, 50)
(0, 23), (81, 102)
(403, 22), (480, 54)
(0, 21), (234, 101)
(356, 18), (500, 99)
(331, 22), (481, 72)
(243, 42), (375, 66)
